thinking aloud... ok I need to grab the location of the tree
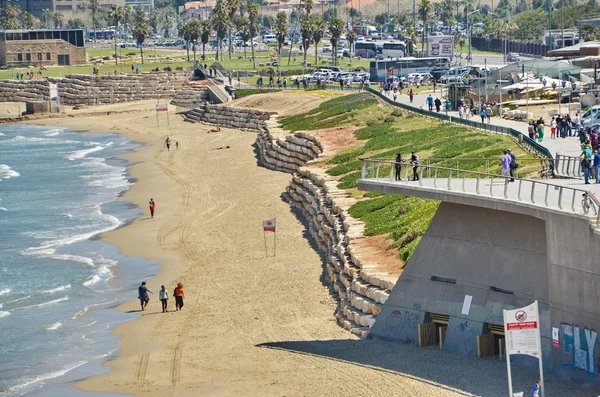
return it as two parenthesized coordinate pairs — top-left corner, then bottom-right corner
(41, 9), (55, 29)
(133, 22), (149, 64)
(275, 11), (288, 67)
(108, 5), (124, 65)
(300, 15), (314, 66)
(583, 24), (600, 41)
(133, 7), (147, 25)
(123, 5), (133, 37)
(247, 2), (259, 68)
(22, 12), (38, 29)
(405, 27), (419, 55)
(53, 12), (65, 29)
(148, 10), (160, 34)
(201, 21), (211, 61)
(418, 0), (433, 53)
(212, 0), (230, 61)
(346, 29), (356, 66)
(179, 21), (192, 61)
(87, 0), (100, 43)
(328, 17), (344, 66)
(323, 8), (338, 22)
(225, 0), (241, 60)
(0, 3), (20, 30)
(312, 17), (326, 65)
(304, 0), (314, 16)
(163, 12), (173, 37)
(188, 20), (201, 63)
(349, 8), (361, 23)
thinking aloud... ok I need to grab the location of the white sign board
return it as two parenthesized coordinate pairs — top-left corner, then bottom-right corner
(503, 301), (544, 397)
(504, 302), (541, 357)
(49, 83), (58, 100)
(461, 295), (473, 316)
(428, 35), (455, 59)
(155, 104), (168, 112)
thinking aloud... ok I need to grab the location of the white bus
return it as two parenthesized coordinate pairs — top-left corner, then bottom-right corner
(369, 57), (451, 82)
(382, 42), (407, 58)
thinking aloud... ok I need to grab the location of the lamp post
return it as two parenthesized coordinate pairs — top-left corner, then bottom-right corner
(570, 81), (576, 115)
(466, 9), (480, 66)
(562, 80), (567, 115)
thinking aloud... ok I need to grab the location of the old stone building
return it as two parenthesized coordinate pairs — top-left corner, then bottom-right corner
(0, 29), (86, 67)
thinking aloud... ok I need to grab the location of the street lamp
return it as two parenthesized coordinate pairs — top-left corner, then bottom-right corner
(561, 80), (567, 115)
(466, 9), (480, 66)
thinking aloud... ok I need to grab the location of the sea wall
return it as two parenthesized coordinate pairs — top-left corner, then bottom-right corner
(256, 129), (323, 173)
(0, 73), (207, 105)
(284, 167), (396, 338)
(182, 105), (274, 131)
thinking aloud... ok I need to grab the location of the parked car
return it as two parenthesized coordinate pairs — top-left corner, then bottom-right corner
(507, 52), (520, 62)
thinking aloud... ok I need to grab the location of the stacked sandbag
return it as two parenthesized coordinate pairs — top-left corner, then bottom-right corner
(283, 166), (396, 339)
(170, 89), (210, 108)
(181, 104), (272, 131)
(0, 80), (50, 102)
(255, 130), (323, 173)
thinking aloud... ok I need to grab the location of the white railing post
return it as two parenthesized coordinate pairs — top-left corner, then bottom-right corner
(476, 175), (480, 194)
(361, 161), (367, 178)
(504, 178), (508, 198)
(490, 176), (494, 196)
(531, 181), (536, 204)
(376, 163), (381, 178)
(518, 180), (522, 201)
(572, 190), (576, 212)
(558, 187), (563, 210)
(448, 171), (453, 191)
(389, 164), (394, 181)
(419, 167), (424, 186)
(544, 185), (549, 206)
(434, 168), (438, 188)
(462, 173), (466, 192)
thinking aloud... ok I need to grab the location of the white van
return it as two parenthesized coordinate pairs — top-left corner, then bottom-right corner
(581, 105), (600, 125)
(263, 34), (277, 44)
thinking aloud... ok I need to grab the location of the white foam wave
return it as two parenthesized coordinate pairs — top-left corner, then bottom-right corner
(7, 360), (87, 394)
(67, 145), (104, 161)
(80, 320), (97, 328)
(3, 295), (31, 304)
(0, 288), (10, 296)
(12, 296), (68, 311)
(0, 311), (10, 318)
(0, 164), (19, 180)
(83, 262), (115, 287)
(0, 132), (5, 136)
(82, 275), (102, 287)
(44, 322), (62, 331)
(0, 207), (7, 211)
(40, 284), (71, 294)
(72, 299), (117, 319)
(42, 128), (65, 137)
(22, 249), (95, 267)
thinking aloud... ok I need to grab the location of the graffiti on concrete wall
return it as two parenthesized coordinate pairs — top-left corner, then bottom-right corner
(561, 324), (598, 375)
(385, 309), (421, 332)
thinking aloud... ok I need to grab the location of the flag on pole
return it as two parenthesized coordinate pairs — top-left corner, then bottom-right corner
(262, 218), (276, 232)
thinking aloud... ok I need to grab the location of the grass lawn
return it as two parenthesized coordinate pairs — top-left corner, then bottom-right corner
(278, 92), (543, 262)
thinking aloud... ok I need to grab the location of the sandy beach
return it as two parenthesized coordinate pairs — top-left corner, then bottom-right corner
(23, 95), (596, 397)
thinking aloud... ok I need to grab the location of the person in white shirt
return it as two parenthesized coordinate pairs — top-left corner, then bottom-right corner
(159, 285), (169, 313)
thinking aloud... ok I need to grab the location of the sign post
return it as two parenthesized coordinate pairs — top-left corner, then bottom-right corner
(503, 301), (544, 397)
(262, 218), (277, 257)
(155, 103), (168, 126)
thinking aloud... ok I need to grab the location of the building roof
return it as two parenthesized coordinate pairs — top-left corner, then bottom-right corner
(547, 40), (600, 57)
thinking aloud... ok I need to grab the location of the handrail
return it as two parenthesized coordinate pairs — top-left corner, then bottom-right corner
(555, 153), (583, 179)
(359, 157), (598, 218)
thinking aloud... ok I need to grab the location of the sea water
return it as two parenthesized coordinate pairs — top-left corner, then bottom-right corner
(0, 124), (159, 396)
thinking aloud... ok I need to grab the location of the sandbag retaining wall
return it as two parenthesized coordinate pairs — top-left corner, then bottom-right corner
(0, 73), (206, 105)
(284, 167), (395, 338)
(182, 105), (274, 131)
(256, 129), (323, 173)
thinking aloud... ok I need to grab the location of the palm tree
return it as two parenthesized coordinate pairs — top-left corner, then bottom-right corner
(148, 10), (159, 34)
(346, 29), (356, 67)
(163, 13), (173, 38)
(87, 0), (100, 43)
(304, 0), (314, 16)
(187, 20), (201, 63)
(108, 5), (124, 66)
(418, 0), (433, 54)
(225, 0), (241, 60)
(212, 0), (230, 61)
(238, 17), (250, 59)
(312, 17), (326, 65)
(53, 12), (64, 29)
(201, 22), (212, 61)
(328, 17), (344, 66)
(247, 2), (259, 69)
(22, 11), (37, 29)
(179, 21), (192, 61)
(300, 16), (314, 66)
(405, 27), (419, 56)
(133, 22), (149, 64)
(275, 11), (288, 68)
(123, 5), (132, 38)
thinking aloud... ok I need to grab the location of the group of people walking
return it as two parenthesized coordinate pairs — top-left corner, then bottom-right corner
(138, 281), (185, 313)
(549, 114), (581, 139)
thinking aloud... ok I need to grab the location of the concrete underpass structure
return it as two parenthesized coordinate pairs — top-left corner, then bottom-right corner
(358, 160), (600, 384)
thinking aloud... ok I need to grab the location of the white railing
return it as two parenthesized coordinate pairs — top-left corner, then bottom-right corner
(555, 153), (583, 179)
(360, 158), (600, 224)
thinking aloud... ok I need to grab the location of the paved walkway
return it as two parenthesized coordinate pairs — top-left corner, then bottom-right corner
(385, 90), (584, 158)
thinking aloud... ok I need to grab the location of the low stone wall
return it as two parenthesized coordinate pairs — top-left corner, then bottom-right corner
(182, 105), (273, 131)
(0, 73), (206, 105)
(170, 89), (210, 109)
(256, 129), (323, 173)
(284, 167), (396, 338)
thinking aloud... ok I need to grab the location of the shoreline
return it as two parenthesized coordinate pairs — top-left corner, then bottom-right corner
(22, 101), (186, 395)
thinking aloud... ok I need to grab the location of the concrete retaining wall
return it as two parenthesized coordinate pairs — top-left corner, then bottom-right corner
(256, 129), (323, 172)
(0, 73), (206, 105)
(284, 167), (396, 338)
(182, 105), (274, 131)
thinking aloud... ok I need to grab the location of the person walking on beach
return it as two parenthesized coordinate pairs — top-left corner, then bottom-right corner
(159, 285), (169, 312)
(149, 198), (156, 218)
(173, 282), (184, 311)
(138, 281), (153, 311)
(165, 137), (171, 151)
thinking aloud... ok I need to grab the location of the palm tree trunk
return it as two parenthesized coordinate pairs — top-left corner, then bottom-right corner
(350, 42), (353, 67)
(229, 26), (233, 60)
(314, 43), (318, 65)
(287, 39), (292, 65)
(140, 46), (144, 64)
(216, 39), (220, 60)
(251, 36), (256, 68)
(421, 19), (426, 53)
(186, 42), (190, 61)
(203, 43), (206, 60)
(193, 44), (196, 64)
(93, 13), (97, 44)
(114, 23), (118, 65)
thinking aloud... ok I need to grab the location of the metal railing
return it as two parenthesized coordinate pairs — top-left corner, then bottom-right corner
(555, 153), (583, 179)
(364, 88), (555, 175)
(418, 157), (550, 179)
(359, 158), (599, 223)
